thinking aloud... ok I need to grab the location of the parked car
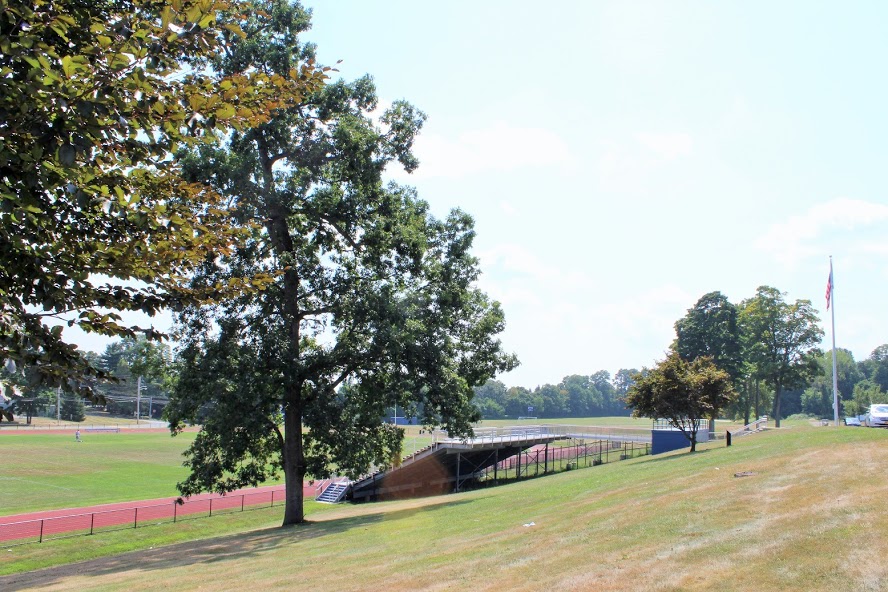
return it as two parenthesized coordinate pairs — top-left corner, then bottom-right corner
(864, 404), (888, 428)
(844, 416), (862, 427)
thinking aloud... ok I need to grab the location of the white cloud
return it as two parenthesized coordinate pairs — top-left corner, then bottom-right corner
(389, 121), (574, 180)
(754, 198), (888, 266)
(476, 242), (695, 384)
(635, 132), (694, 160)
(478, 243), (559, 282)
(499, 200), (518, 217)
(853, 239), (888, 257)
(595, 131), (696, 196)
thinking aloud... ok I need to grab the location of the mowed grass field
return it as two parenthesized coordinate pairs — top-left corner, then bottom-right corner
(2, 424), (887, 591)
(0, 416), (765, 515)
(0, 432), (204, 514)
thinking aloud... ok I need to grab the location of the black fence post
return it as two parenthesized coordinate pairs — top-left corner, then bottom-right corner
(271, 490), (275, 508)
(494, 448), (498, 483)
(173, 501), (177, 523)
(209, 498), (213, 518)
(134, 507), (138, 529)
(242, 494), (245, 512)
(90, 513), (94, 535)
(39, 519), (44, 543)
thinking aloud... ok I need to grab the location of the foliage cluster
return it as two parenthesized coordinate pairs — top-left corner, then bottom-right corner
(95, 337), (174, 418)
(59, 394), (85, 421)
(801, 345), (888, 417)
(669, 288), (888, 426)
(472, 370), (637, 419)
(625, 352), (735, 451)
(669, 288), (822, 427)
(159, 0), (516, 525)
(0, 0), (323, 403)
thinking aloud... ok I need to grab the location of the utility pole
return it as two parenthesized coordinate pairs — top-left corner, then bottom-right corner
(56, 385), (61, 424)
(136, 375), (142, 425)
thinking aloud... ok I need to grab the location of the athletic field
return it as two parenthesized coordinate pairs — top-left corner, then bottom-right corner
(2, 424), (886, 591)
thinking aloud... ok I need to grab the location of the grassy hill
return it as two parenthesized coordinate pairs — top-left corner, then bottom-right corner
(2, 425), (887, 591)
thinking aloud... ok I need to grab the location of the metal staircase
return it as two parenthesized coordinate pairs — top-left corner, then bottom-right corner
(729, 416), (769, 438)
(316, 481), (349, 504)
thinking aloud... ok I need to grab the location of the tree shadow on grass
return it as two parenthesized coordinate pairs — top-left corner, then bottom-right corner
(0, 497), (476, 591)
(638, 447), (718, 464)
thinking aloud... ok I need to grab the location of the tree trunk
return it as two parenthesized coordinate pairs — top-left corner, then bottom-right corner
(282, 401), (305, 525)
(773, 383), (782, 428)
(259, 141), (306, 526)
(743, 378), (751, 425)
(754, 379), (760, 419)
(280, 264), (304, 525)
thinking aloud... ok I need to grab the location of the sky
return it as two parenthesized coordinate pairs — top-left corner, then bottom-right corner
(71, 1), (888, 388)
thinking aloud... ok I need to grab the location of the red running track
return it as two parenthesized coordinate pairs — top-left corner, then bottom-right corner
(0, 480), (338, 544)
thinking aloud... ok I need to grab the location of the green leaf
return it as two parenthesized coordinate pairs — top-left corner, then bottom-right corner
(223, 23), (247, 39)
(161, 6), (172, 30)
(59, 144), (76, 166)
(61, 55), (74, 78)
(214, 103), (236, 120)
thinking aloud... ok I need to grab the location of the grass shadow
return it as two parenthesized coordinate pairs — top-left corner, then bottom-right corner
(638, 448), (718, 464)
(0, 497), (474, 591)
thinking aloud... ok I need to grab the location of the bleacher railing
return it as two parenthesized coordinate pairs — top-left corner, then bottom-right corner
(432, 424), (652, 445)
(729, 416), (769, 437)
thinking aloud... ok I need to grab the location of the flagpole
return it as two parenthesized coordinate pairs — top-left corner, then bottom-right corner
(829, 256), (839, 427)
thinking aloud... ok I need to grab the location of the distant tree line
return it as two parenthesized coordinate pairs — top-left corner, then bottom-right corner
(472, 369), (637, 419)
(0, 336), (175, 424)
(798, 346), (888, 418)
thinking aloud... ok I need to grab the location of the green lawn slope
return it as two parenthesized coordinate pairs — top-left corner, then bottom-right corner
(2, 425), (886, 591)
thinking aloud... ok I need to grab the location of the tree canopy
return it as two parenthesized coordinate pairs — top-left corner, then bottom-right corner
(740, 286), (823, 427)
(0, 0), (322, 402)
(164, 0), (516, 525)
(674, 291), (743, 383)
(625, 352), (736, 452)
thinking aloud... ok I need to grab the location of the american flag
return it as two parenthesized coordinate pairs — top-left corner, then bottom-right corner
(826, 266), (833, 310)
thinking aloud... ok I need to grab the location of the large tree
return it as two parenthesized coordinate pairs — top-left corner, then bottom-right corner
(739, 286), (823, 427)
(625, 352), (736, 452)
(674, 291), (744, 430)
(0, 0), (320, 401)
(164, 0), (517, 525)
(674, 291), (743, 382)
(613, 368), (638, 397)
